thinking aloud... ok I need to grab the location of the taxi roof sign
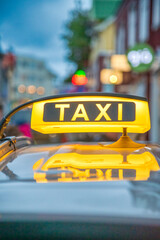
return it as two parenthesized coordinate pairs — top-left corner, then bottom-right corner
(31, 93), (150, 134)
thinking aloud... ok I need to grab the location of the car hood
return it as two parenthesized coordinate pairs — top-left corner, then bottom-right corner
(1, 142), (160, 222)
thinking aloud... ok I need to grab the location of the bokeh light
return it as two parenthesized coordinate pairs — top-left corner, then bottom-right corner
(72, 70), (88, 85)
(27, 85), (36, 94)
(18, 84), (26, 94)
(37, 86), (45, 95)
(109, 75), (118, 84)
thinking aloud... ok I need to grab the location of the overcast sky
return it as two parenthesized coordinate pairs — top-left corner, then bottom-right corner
(0, 0), (92, 79)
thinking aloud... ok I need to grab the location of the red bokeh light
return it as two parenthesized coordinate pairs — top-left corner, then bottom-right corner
(72, 75), (88, 85)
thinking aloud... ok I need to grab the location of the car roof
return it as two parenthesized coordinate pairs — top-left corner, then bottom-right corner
(0, 138), (160, 183)
(1, 138), (160, 237)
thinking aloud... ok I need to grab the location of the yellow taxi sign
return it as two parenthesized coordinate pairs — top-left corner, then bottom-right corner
(31, 93), (150, 134)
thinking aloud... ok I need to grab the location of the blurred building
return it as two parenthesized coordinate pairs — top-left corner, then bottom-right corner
(0, 52), (4, 100)
(89, 17), (116, 92)
(90, 0), (122, 21)
(11, 55), (57, 105)
(115, 0), (160, 142)
(88, 0), (122, 92)
(89, 0), (160, 142)
(0, 50), (16, 112)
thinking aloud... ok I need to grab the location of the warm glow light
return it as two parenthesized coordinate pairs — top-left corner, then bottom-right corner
(27, 85), (36, 94)
(109, 75), (118, 84)
(100, 69), (123, 85)
(111, 55), (131, 72)
(18, 84), (26, 93)
(37, 86), (45, 95)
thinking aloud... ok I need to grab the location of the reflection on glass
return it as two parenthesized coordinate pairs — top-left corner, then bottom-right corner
(33, 145), (159, 183)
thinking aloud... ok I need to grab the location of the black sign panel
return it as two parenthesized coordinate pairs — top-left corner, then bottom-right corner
(43, 101), (135, 122)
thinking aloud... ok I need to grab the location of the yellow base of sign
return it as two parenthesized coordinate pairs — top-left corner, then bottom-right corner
(105, 135), (145, 149)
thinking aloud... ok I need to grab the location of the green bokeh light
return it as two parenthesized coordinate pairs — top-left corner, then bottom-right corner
(75, 70), (86, 76)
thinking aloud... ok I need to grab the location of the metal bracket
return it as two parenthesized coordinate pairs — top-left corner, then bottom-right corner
(0, 136), (16, 151)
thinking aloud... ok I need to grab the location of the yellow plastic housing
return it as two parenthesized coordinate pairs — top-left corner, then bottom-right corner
(31, 95), (150, 134)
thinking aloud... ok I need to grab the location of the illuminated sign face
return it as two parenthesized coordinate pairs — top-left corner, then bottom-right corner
(127, 43), (154, 73)
(31, 94), (150, 134)
(43, 102), (135, 122)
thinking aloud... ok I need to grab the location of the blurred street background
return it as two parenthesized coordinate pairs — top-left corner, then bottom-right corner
(0, 0), (160, 142)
